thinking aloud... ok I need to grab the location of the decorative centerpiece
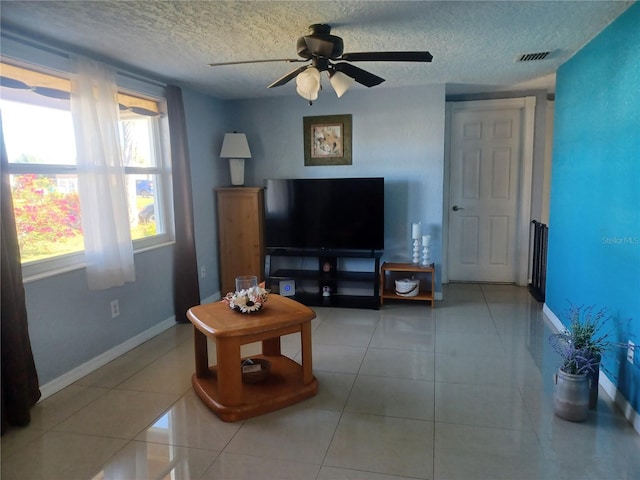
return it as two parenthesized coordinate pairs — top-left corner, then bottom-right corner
(224, 276), (269, 314)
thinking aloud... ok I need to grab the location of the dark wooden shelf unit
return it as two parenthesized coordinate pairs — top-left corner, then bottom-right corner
(266, 248), (383, 310)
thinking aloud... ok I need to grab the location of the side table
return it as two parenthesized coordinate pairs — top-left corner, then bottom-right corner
(187, 294), (318, 422)
(380, 262), (436, 308)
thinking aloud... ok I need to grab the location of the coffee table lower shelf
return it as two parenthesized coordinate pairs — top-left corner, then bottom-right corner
(192, 354), (319, 422)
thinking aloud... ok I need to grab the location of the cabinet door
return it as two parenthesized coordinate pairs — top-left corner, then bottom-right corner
(216, 188), (264, 294)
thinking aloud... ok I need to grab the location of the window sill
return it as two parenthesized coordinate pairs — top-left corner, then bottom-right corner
(22, 239), (176, 284)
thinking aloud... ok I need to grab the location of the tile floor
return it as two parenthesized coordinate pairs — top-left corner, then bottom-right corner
(2, 284), (639, 479)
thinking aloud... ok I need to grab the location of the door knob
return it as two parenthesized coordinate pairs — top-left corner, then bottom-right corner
(452, 205), (464, 211)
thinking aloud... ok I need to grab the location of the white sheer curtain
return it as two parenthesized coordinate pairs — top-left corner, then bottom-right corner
(71, 56), (135, 290)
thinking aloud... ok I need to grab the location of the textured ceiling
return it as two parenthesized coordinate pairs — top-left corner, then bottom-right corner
(0, 1), (633, 100)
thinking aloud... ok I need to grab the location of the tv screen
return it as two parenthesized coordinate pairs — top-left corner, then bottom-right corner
(264, 177), (384, 251)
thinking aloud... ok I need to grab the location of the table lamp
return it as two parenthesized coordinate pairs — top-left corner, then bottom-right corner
(220, 133), (252, 186)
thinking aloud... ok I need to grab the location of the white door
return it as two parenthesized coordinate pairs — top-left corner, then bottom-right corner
(448, 104), (523, 283)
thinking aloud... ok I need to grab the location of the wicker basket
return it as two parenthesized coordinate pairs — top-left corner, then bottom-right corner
(241, 358), (271, 384)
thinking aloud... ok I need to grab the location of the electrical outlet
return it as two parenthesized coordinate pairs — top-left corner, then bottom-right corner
(200, 266), (206, 278)
(110, 299), (120, 318)
(628, 341), (635, 364)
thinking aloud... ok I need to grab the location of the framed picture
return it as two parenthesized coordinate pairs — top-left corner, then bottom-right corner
(303, 114), (352, 166)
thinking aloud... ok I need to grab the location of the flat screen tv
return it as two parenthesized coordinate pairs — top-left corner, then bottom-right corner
(264, 177), (384, 251)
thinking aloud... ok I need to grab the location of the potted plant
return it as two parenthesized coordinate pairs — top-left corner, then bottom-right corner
(549, 304), (619, 421)
(549, 336), (597, 422)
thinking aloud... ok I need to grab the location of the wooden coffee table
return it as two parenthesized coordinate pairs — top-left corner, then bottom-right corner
(187, 294), (318, 422)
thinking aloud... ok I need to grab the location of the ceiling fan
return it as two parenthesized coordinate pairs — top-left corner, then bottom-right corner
(208, 24), (433, 103)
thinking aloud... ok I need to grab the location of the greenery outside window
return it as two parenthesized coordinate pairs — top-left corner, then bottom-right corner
(0, 61), (174, 280)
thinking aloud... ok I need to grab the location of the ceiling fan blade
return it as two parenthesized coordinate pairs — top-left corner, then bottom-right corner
(341, 51), (433, 62)
(333, 63), (384, 88)
(208, 58), (305, 67)
(267, 65), (310, 88)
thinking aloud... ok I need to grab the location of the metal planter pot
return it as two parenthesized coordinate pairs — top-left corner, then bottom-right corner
(553, 369), (590, 422)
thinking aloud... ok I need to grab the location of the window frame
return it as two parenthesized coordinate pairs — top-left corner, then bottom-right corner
(121, 105), (175, 253)
(1, 58), (175, 282)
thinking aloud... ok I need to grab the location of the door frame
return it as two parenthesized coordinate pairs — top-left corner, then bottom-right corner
(443, 97), (536, 286)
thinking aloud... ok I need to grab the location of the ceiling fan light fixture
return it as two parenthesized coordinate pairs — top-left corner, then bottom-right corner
(328, 70), (354, 98)
(209, 24), (432, 101)
(296, 66), (321, 101)
(296, 85), (319, 101)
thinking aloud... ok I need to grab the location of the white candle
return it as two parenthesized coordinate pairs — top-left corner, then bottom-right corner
(412, 222), (421, 240)
(422, 235), (431, 246)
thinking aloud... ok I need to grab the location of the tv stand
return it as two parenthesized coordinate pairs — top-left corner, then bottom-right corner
(265, 248), (383, 310)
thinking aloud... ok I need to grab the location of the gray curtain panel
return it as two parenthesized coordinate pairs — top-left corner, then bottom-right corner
(1, 114), (41, 434)
(166, 86), (201, 322)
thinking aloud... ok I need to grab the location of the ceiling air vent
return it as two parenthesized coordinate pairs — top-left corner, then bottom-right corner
(516, 51), (551, 62)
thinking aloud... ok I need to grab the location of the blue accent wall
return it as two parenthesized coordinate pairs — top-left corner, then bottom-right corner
(547, 3), (640, 411)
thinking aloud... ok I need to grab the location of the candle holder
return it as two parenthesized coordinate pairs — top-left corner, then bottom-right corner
(421, 235), (431, 266)
(413, 239), (421, 264)
(422, 245), (430, 266)
(411, 222), (421, 264)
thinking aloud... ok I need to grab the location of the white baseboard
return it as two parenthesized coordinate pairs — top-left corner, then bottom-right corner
(543, 303), (640, 436)
(598, 370), (640, 434)
(38, 316), (177, 401)
(543, 303), (565, 332)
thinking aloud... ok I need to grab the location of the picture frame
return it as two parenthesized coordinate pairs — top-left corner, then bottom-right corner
(303, 114), (352, 166)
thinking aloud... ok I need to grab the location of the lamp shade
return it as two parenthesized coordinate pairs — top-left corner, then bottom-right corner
(220, 133), (251, 159)
(329, 70), (354, 98)
(220, 133), (251, 186)
(296, 67), (321, 101)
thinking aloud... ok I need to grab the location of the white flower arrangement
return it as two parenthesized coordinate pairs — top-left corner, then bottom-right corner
(224, 285), (269, 313)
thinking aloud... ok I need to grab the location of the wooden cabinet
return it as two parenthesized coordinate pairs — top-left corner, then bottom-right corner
(380, 262), (435, 308)
(216, 188), (264, 295)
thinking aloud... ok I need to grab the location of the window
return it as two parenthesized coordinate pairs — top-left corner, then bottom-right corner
(119, 110), (168, 246)
(1, 61), (173, 279)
